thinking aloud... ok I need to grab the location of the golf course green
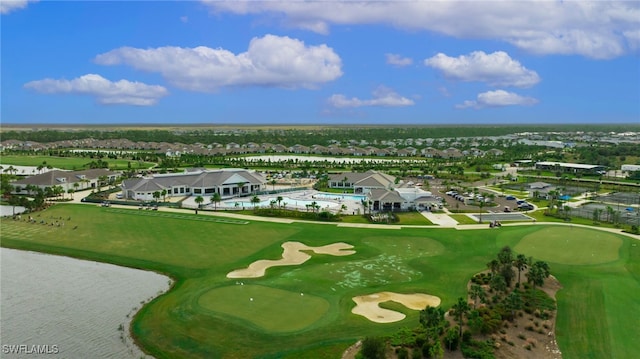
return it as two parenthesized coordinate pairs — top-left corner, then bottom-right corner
(1, 203), (638, 358)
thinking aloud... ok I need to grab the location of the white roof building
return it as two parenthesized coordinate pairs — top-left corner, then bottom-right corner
(122, 169), (266, 201)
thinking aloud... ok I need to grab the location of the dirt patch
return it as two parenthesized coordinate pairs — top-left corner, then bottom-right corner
(467, 274), (563, 359)
(226, 241), (355, 278)
(351, 292), (441, 323)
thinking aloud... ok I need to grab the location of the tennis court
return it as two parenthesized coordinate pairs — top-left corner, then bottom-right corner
(470, 212), (534, 222)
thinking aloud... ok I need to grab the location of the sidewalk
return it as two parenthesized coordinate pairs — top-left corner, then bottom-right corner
(420, 210), (458, 227)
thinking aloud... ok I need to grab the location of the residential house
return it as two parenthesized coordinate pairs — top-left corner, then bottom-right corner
(421, 147), (441, 158)
(13, 168), (120, 194)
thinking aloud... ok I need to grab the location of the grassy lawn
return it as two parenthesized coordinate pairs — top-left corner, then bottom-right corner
(395, 211), (433, 225)
(1, 204), (638, 358)
(0, 154), (156, 170)
(449, 214), (478, 224)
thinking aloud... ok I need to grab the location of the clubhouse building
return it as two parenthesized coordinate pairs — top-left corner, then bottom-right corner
(329, 170), (440, 212)
(328, 170), (396, 194)
(121, 169), (266, 201)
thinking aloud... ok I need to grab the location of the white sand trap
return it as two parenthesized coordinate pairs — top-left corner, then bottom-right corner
(352, 292), (441, 323)
(227, 241), (355, 278)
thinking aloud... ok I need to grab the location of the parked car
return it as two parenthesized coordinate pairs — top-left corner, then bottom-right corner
(505, 195), (516, 200)
(518, 203), (534, 211)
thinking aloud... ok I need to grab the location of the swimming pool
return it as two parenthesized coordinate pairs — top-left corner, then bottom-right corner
(313, 193), (367, 201)
(223, 196), (339, 209)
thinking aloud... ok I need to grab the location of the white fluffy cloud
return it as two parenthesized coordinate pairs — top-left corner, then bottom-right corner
(456, 90), (538, 109)
(1, 0), (36, 14)
(94, 34), (342, 92)
(385, 53), (413, 67)
(203, 1), (640, 59)
(24, 74), (168, 106)
(424, 51), (540, 88)
(328, 86), (414, 108)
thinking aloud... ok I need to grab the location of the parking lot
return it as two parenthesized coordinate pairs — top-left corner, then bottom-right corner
(428, 182), (524, 213)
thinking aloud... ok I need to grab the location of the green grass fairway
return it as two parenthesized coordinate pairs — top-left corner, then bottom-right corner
(197, 284), (329, 333)
(1, 204), (638, 359)
(514, 226), (623, 265)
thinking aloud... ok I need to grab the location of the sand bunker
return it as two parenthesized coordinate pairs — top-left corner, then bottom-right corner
(352, 292), (441, 323)
(227, 241), (355, 278)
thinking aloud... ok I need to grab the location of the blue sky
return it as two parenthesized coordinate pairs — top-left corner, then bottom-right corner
(2, 0), (639, 125)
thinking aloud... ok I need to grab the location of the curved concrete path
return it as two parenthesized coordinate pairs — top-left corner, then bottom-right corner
(65, 191), (639, 238)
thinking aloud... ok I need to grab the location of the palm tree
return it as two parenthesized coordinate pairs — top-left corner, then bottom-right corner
(546, 190), (558, 215)
(469, 284), (485, 309)
(6, 165), (16, 176)
(53, 185), (64, 200)
(490, 274), (507, 294)
(276, 195), (283, 209)
(592, 208), (603, 224)
(498, 246), (515, 286)
(161, 189), (167, 201)
(194, 195), (204, 209)
(504, 291), (523, 321)
(153, 191), (161, 203)
(527, 260), (551, 308)
(419, 306), (445, 334)
(487, 259), (500, 276)
(514, 254), (528, 286)
(451, 297), (470, 338)
(25, 184), (37, 195)
(269, 179), (277, 191)
(250, 195), (260, 210)
(210, 192), (221, 210)
(98, 175), (108, 192)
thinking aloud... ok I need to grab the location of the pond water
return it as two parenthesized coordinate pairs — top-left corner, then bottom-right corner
(0, 205), (27, 216)
(0, 248), (171, 358)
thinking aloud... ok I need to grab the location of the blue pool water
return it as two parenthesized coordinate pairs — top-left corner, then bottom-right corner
(313, 193), (367, 201)
(224, 196), (337, 208)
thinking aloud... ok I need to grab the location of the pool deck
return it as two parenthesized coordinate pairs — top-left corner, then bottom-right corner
(180, 190), (365, 215)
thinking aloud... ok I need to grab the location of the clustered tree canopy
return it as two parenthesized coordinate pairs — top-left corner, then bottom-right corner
(361, 246), (553, 359)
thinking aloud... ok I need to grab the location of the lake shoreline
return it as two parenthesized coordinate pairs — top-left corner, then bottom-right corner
(0, 247), (173, 359)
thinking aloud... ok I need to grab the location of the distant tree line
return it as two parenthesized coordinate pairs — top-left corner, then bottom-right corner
(3, 124), (637, 148)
